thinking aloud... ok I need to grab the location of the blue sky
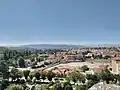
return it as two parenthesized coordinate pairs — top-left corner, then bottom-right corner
(0, 0), (120, 45)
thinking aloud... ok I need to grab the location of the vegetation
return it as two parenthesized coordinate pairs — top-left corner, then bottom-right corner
(81, 65), (89, 72)
(5, 84), (24, 90)
(23, 70), (30, 80)
(46, 71), (56, 81)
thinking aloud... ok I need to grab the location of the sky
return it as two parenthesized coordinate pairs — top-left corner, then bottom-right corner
(0, 0), (120, 45)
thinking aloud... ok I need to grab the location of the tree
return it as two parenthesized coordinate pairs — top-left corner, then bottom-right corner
(10, 68), (23, 81)
(52, 82), (62, 90)
(31, 58), (35, 62)
(63, 82), (73, 90)
(0, 80), (9, 90)
(67, 71), (85, 84)
(81, 65), (89, 72)
(116, 74), (120, 85)
(86, 80), (95, 89)
(41, 71), (46, 81)
(100, 67), (114, 84)
(35, 71), (40, 80)
(86, 74), (100, 83)
(0, 60), (9, 79)
(35, 84), (49, 90)
(23, 70), (30, 80)
(18, 57), (25, 68)
(46, 71), (55, 81)
(75, 85), (85, 90)
(5, 84), (24, 90)
(113, 74), (118, 84)
(29, 71), (35, 80)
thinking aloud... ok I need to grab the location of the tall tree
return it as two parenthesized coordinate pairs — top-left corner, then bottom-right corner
(18, 57), (25, 68)
(35, 71), (40, 80)
(41, 71), (46, 81)
(23, 70), (30, 80)
(46, 71), (55, 81)
(0, 60), (9, 79)
(100, 67), (114, 84)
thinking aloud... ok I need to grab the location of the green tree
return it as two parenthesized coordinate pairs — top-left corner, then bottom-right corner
(29, 71), (35, 80)
(0, 80), (9, 90)
(46, 71), (55, 81)
(18, 57), (25, 68)
(10, 68), (23, 81)
(23, 70), (30, 80)
(67, 71), (85, 84)
(100, 67), (114, 84)
(0, 60), (9, 79)
(75, 85), (85, 90)
(63, 82), (73, 90)
(52, 82), (62, 90)
(86, 80), (95, 89)
(86, 74), (100, 83)
(5, 84), (24, 90)
(116, 74), (120, 85)
(81, 65), (89, 72)
(35, 71), (40, 80)
(41, 71), (46, 81)
(35, 84), (49, 90)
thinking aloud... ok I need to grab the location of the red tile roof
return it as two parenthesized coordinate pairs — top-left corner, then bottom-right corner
(92, 67), (102, 73)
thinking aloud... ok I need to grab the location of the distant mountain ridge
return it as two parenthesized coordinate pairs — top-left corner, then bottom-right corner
(1, 44), (120, 50)
(20, 44), (85, 49)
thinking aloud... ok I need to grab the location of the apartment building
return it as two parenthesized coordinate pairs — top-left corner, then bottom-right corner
(112, 57), (120, 74)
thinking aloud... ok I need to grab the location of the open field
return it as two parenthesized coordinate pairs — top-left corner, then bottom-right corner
(46, 60), (110, 70)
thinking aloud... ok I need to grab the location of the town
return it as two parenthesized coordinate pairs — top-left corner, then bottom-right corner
(1, 46), (120, 90)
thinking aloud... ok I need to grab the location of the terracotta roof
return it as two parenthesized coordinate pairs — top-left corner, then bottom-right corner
(92, 67), (102, 73)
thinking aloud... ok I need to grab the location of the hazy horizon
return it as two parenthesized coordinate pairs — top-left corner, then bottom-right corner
(1, 42), (120, 47)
